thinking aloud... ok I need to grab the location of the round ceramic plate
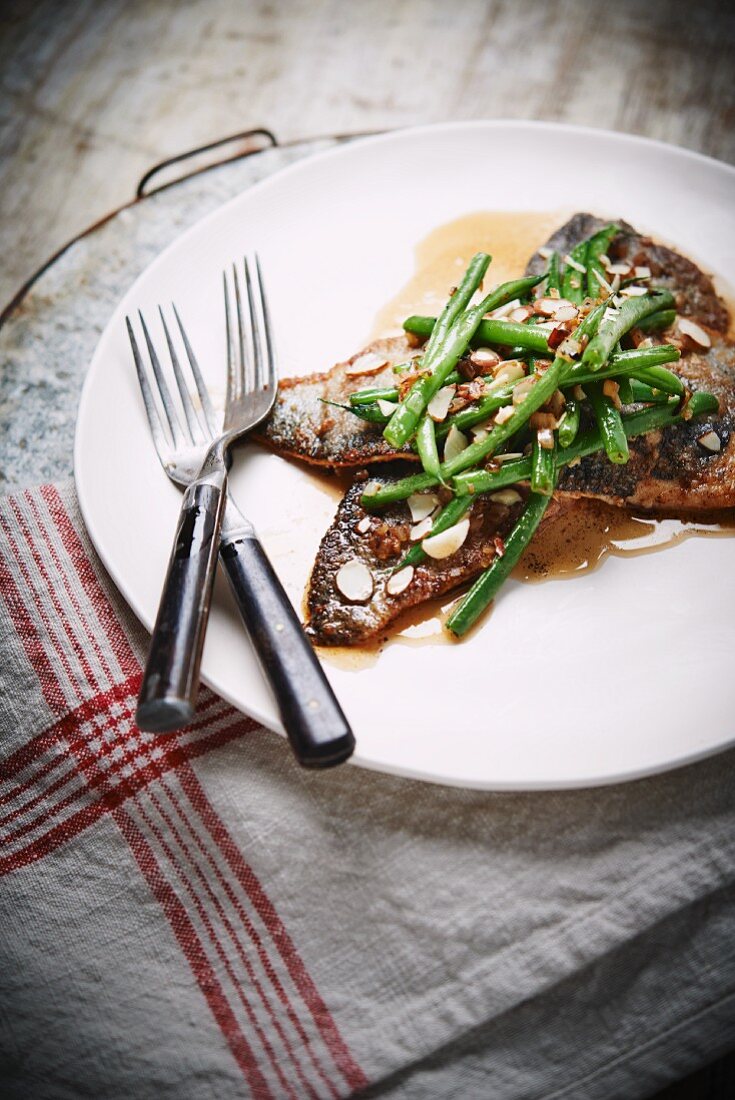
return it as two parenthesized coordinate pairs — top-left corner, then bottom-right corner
(75, 121), (735, 789)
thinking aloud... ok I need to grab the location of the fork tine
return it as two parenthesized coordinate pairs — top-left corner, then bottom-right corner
(126, 316), (172, 456)
(158, 306), (201, 445)
(232, 262), (249, 397)
(254, 254), (277, 391)
(138, 309), (186, 449)
(172, 302), (218, 436)
(223, 270), (238, 410)
(244, 257), (264, 389)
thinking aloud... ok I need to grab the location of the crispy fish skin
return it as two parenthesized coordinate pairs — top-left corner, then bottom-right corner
(256, 337), (415, 466)
(306, 476), (526, 645)
(525, 213), (729, 332)
(558, 336), (735, 510)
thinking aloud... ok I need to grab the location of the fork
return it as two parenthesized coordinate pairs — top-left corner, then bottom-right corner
(127, 257), (355, 767)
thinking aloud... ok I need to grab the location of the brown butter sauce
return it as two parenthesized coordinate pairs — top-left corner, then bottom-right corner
(312, 210), (735, 669)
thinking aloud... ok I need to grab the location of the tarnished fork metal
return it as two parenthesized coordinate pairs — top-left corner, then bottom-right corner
(127, 258), (355, 767)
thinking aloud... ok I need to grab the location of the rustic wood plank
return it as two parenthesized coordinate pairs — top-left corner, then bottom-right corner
(0, 0), (734, 309)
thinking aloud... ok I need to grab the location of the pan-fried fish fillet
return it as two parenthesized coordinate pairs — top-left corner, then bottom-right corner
(307, 474), (529, 645)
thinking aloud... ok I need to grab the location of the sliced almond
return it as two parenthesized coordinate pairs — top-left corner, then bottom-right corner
(490, 489), (522, 505)
(552, 304), (579, 322)
(336, 559), (374, 602)
(537, 427), (555, 450)
(494, 404), (515, 425)
(488, 361), (526, 391)
(495, 451), (524, 463)
(427, 385), (456, 422)
(377, 398), (399, 417)
(362, 480), (381, 497)
(356, 515), (372, 534)
(410, 515), (434, 541)
(422, 518), (470, 560)
(470, 346), (501, 370)
(606, 262), (632, 276)
(489, 298), (521, 319)
(508, 304), (535, 323)
(634, 266), (651, 279)
(619, 285), (648, 298)
(512, 377), (536, 405)
(344, 352), (389, 378)
(386, 566), (415, 596)
(563, 254), (587, 274)
(534, 296), (574, 317)
(678, 318), (711, 350)
(698, 430), (721, 452)
(537, 246), (553, 259)
(444, 424), (468, 463)
(407, 492), (439, 523)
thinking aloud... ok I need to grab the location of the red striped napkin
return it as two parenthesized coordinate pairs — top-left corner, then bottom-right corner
(3, 481), (735, 1099)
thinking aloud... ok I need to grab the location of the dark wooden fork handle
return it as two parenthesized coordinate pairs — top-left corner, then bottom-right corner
(136, 478), (225, 732)
(220, 534), (355, 767)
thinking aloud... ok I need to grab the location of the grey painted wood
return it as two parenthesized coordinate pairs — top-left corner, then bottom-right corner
(1, 0), (734, 311)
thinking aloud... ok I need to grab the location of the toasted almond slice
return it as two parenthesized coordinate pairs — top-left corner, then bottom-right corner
(407, 492), (439, 523)
(508, 304), (535, 323)
(410, 515), (434, 541)
(537, 246), (553, 259)
(489, 298), (521, 319)
(356, 515), (372, 534)
(344, 352), (389, 377)
(470, 346), (501, 370)
(444, 424), (468, 462)
(606, 262), (632, 276)
(678, 318), (711, 349)
(698, 430), (721, 452)
(619, 285), (648, 298)
(563, 254), (587, 274)
(495, 451), (525, 463)
(599, 253), (612, 270)
(490, 489), (522, 505)
(512, 377), (536, 405)
(534, 296), (574, 317)
(336, 559), (374, 602)
(537, 427), (555, 450)
(552, 304), (578, 322)
(377, 398), (399, 417)
(386, 566), (415, 596)
(634, 266), (651, 279)
(427, 384), (456, 422)
(362, 480), (381, 497)
(422, 518), (470, 560)
(488, 361), (526, 391)
(494, 404), (515, 425)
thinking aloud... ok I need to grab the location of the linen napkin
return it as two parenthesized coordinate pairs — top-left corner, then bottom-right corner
(2, 479), (735, 1100)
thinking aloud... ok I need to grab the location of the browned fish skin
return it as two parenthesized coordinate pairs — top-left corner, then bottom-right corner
(256, 336), (415, 466)
(306, 474), (526, 645)
(558, 336), (735, 510)
(525, 213), (729, 332)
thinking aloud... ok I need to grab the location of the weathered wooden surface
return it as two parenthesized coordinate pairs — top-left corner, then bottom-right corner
(1, 0), (734, 311)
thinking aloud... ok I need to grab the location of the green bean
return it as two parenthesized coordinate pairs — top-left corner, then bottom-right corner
(557, 398), (580, 447)
(321, 399), (388, 424)
(531, 433), (556, 496)
(580, 290), (676, 371)
(627, 379), (670, 404)
(546, 251), (561, 293)
(636, 309), (677, 334)
(445, 491), (553, 636)
(617, 376), (635, 405)
(381, 254), (491, 448)
(394, 495), (473, 571)
(417, 414), (442, 479)
(587, 382), (629, 464)
(628, 364), (684, 396)
(562, 240), (588, 304)
(403, 315), (551, 354)
(424, 252), (491, 361)
(586, 223), (619, 297)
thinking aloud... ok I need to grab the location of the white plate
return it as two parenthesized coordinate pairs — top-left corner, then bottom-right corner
(75, 121), (735, 790)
